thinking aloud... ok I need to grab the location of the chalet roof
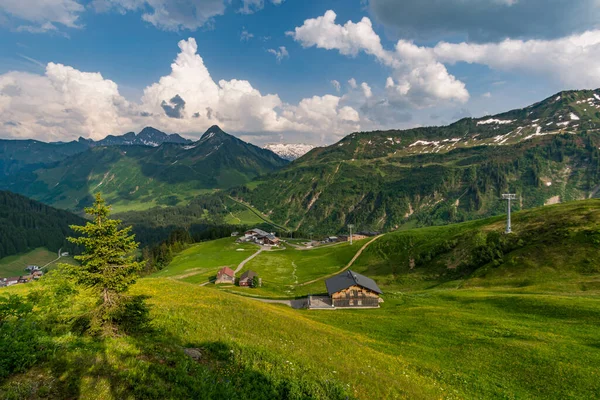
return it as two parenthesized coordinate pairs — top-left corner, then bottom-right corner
(325, 270), (383, 296)
(247, 228), (270, 237)
(240, 270), (257, 280)
(218, 267), (235, 277)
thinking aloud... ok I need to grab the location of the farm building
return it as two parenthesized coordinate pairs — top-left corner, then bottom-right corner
(242, 228), (280, 246)
(25, 265), (40, 272)
(215, 267), (235, 284)
(4, 276), (20, 286)
(239, 270), (260, 287)
(325, 270), (383, 308)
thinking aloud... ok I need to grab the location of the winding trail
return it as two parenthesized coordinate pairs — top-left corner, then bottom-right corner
(297, 234), (383, 287)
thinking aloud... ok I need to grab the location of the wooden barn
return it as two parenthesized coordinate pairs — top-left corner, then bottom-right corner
(325, 270), (383, 308)
(215, 267), (235, 284)
(239, 270), (259, 287)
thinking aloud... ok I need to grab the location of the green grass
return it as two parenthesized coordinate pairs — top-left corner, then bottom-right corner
(0, 248), (76, 279)
(151, 238), (258, 284)
(224, 239), (369, 298)
(223, 208), (265, 225)
(3, 200), (600, 399)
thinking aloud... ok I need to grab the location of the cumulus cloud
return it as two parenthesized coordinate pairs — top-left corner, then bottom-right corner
(289, 10), (469, 108)
(0, 0), (84, 32)
(267, 46), (289, 63)
(0, 38), (361, 144)
(432, 31), (600, 89)
(368, 0), (600, 42)
(0, 63), (135, 141)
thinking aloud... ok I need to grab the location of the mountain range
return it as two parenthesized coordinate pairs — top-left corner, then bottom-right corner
(232, 89), (600, 232)
(0, 125), (287, 211)
(263, 143), (316, 160)
(2, 89), (600, 233)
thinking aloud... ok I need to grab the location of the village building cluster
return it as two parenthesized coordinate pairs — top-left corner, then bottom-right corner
(0, 265), (44, 287)
(215, 267), (262, 288)
(237, 228), (280, 246)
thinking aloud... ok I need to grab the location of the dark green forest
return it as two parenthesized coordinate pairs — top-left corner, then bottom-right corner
(0, 191), (85, 259)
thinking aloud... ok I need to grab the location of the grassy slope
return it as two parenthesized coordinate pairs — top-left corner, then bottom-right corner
(152, 238), (258, 284)
(0, 248), (76, 278)
(161, 238), (369, 298)
(2, 201), (600, 399)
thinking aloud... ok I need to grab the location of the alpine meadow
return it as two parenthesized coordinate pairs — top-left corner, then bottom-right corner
(2, 1), (600, 399)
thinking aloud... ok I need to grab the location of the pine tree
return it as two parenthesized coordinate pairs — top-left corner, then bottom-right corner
(64, 193), (144, 331)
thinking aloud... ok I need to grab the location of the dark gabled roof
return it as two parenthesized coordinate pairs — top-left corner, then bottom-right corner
(240, 270), (257, 280)
(247, 228), (270, 237)
(325, 270), (383, 296)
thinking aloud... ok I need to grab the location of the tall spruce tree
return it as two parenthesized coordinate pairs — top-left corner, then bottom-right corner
(65, 193), (144, 331)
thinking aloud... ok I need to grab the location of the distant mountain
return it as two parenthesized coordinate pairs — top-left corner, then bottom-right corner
(263, 143), (316, 161)
(0, 191), (84, 265)
(233, 89), (600, 233)
(88, 127), (192, 147)
(0, 139), (89, 177)
(0, 127), (192, 179)
(0, 125), (288, 211)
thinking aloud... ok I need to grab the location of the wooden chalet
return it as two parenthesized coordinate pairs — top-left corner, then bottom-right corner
(215, 267), (235, 284)
(239, 270), (259, 287)
(325, 270), (383, 308)
(244, 228), (280, 246)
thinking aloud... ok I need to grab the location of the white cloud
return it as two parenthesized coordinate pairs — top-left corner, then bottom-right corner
(348, 78), (357, 89)
(240, 27), (254, 41)
(0, 63), (134, 141)
(331, 80), (341, 92)
(482, 92), (492, 98)
(433, 31), (600, 89)
(361, 82), (372, 98)
(289, 10), (469, 108)
(267, 46), (289, 63)
(0, 0), (84, 32)
(239, 0), (284, 14)
(0, 38), (360, 144)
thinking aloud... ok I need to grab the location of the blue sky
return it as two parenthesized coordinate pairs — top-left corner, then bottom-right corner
(1, 0), (599, 145)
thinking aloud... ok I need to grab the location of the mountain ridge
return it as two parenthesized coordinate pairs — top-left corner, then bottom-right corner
(232, 88), (600, 233)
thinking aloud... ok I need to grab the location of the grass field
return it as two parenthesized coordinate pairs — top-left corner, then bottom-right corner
(151, 237), (258, 284)
(2, 201), (600, 399)
(160, 237), (370, 298)
(0, 248), (76, 278)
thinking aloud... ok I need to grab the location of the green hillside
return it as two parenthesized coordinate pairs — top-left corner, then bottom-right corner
(1, 126), (287, 212)
(2, 200), (600, 399)
(234, 89), (600, 234)
(0, 248), (76, 279)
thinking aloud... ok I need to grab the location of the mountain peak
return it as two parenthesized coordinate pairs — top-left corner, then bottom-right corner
(200, 125), (229, 141)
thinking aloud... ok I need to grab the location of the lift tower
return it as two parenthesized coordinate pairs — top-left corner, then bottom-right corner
(502, 194), (516, 234)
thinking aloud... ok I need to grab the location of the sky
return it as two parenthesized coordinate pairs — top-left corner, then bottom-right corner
(1, 0), (600, 146)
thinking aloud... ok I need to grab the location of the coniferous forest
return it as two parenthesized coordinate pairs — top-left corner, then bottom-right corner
(0, 191), (85, 259)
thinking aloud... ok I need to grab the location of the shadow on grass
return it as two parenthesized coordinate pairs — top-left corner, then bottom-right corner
(1, 294), (352, 400)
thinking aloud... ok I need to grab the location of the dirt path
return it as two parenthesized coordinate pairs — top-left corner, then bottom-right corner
(247, 297), (307, 309)
(234, 248), (263, 274)
(297, 234), (383, 287)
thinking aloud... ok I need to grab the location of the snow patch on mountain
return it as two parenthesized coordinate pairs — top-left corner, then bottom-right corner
(264, 143), (316, 160)
(477, 118), (514, 125)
